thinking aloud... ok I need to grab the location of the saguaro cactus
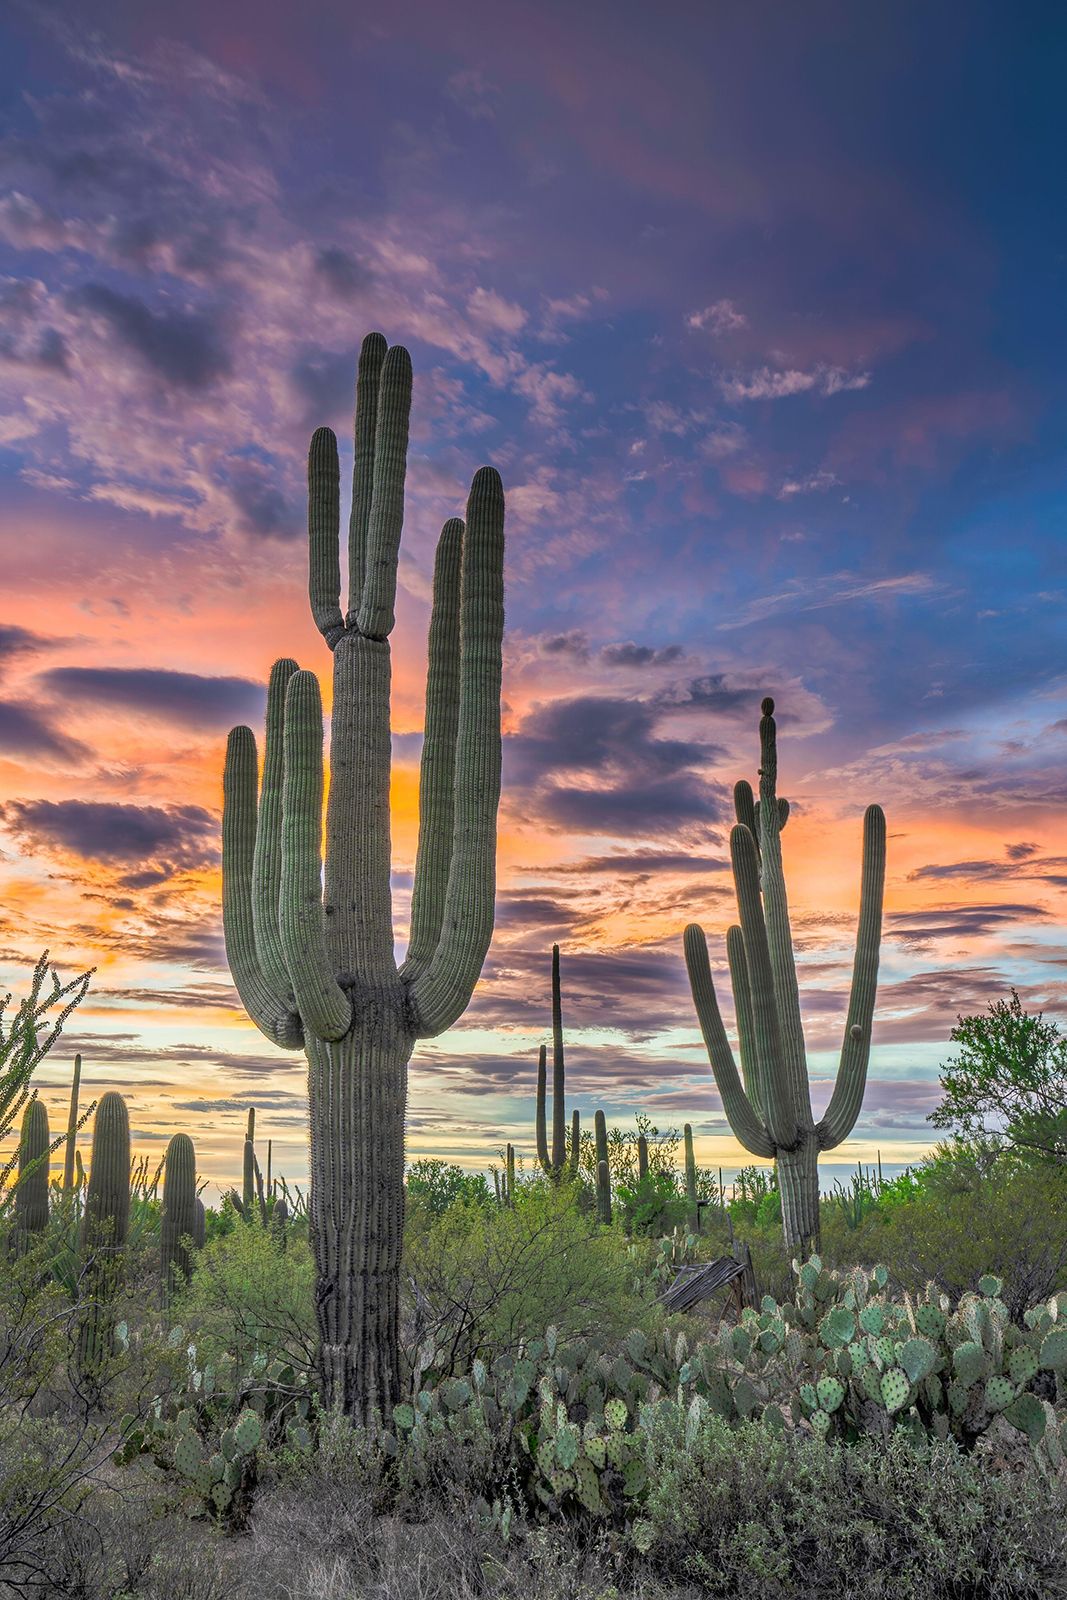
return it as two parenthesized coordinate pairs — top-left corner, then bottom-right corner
(222, 332), (505, 1419)
(79, 1091), (130, 1372)
(683, 1123), (699, 1231)
(535, 944), (581, 1179)
(15, 1099), (50, 1235)
(161, 1132), (198, 1301)
(684, 698), (885, 1254)
(63, 1054), (82, 1192)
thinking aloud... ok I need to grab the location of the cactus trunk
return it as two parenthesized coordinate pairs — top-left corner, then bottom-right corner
(78, 1092), (130, 1374)
(62, 1054), (81, 1193)
(16, 1099), (50, 1236)
(683, 1122), (699, 1231)
(161, 1132), (197, 1303)
(777, 1138), (820, 1256)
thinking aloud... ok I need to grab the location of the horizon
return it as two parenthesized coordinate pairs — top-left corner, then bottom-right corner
(1, 1), (1065, 1192)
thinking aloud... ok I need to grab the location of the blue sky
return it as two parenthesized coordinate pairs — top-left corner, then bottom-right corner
(0, 0), (1064, 1188)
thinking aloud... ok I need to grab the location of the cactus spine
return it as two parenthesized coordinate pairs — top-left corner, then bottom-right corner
(684, 698), (886, 1253)
(62, 1054), (81, 1192)
(683, 1123), (699, 1231)
(161, 1132), (198, 1301)
(78, 1092), (130, 1371)
(222, 332), (505, 1419)
(535, 944), (581, 1180)
(15, 1098), (50, 1235)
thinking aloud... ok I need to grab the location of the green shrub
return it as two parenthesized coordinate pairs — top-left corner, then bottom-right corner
(832, 1148), (1067, 1316)
(638, 1413), (1067, 1597)
(402, 1177), (657, 1373)
(173, 1221), (315, 1381)
(406, 1158), (493, 1217)
(615, 1172), (688, 1236)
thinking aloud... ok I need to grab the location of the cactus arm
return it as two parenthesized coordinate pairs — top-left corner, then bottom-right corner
(550, 943), (567, 1171)
(755, 700), (813, 1129)
(683, 922), (774, 1159)
(401, 519), (463, 980)
(252, 659), (300, 1003)
(409, 467), (505, 1037)
(733, 780), (759, 861)
(222, 728), (303, 1049)
(308, 427), (345, 648)
(535, 1043), (550, 1171)
(278, 671), (352, 1041)
(730, 823), (799, 1149)
(355, 344), (413, 641)
(726, 925), (762, 1120)
(63, 1053), (81, 1193)
(817, 804), (887, 1150)
(347, 331), (387, 619)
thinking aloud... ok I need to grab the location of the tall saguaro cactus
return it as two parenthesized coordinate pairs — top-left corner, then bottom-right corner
(222, 332), (505, 1419)
(535, 944), (581, 1179)
(684, 698), (886, 1254)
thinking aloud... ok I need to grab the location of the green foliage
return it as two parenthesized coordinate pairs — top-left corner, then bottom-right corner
(826, 1145), (1067, 1318)
(406, 1158), (493, 1217)
(931, 988), (1067, 1163)
(615, 1171), (688, 1237)
(172, 1221), (316, 1384)
(403, 1177), (656, 1375)
(637, 1414), (1067, 1597)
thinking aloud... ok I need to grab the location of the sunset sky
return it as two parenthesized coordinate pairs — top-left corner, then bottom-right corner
(1, 1), (1064, 1194)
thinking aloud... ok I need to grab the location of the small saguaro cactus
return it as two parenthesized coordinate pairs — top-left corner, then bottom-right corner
(161, 1132), (198, 1302)
(637, 1133), (649, 1182)
(222, 332), (505, 1419)
(78, 1091), (130, 1372)
(535, 944), (581, 1179)
(15, 1098), (50, 1235)
(594, 1109), (612, 1224)
(683, 1123), (699, 1231)
(62, 1054), (82, 1193)
(684, 698), (886, 1254)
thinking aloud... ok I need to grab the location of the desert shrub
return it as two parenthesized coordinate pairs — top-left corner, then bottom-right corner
(173, 1221), (316, 1380)
(637, 1412), (1067, 1597)
(837, 1147), (1067, 1316)
(403, 1177), (657, 1374)
(406, 1159), (493, 1217)
(615, 1172), (688, 1237)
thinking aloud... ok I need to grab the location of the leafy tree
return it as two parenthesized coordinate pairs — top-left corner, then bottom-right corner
(929, 990), (1067, 1163)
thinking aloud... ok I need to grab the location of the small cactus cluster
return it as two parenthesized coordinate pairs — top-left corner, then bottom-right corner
(493, 1143), (516, 1207)
(535, 944), (580, 1180)
(115, 1333), (312, 1528)
(699, 1259), (1067, 1454)
(391, 1323), (681, 1517)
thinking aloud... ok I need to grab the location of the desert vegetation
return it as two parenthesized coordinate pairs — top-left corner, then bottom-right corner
(1, 337), (1065, 1600)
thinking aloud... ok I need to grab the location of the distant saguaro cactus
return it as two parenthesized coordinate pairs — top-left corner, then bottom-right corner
(684, 698), (885, 1253)
(222, 332), (505, 1419)
(15, 1099), (50, 1235)
(79, 1091), (130, 1372)
(62, 1054), (82, 1192)
(161, 1132), (197, 1302)
(535, 945), (581, 1179)
(683, 1123), (699, 1231)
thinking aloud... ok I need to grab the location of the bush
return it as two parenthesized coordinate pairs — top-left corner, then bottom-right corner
(823, 1147), (1067, 1317)
(173, 1221), (316, 1381)
(615, 1171), (688, 1237)
(638, 1413), (1067, 1597)
(402, 1177), (657, 1374)
(406, 1159), (493, 1217)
